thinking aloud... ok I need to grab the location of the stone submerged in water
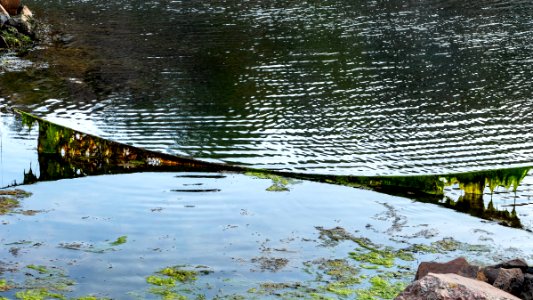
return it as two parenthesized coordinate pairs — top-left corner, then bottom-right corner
(399, 257), (533, 300)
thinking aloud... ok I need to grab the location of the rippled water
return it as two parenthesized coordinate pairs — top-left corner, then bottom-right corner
(1, 0), (533, 174)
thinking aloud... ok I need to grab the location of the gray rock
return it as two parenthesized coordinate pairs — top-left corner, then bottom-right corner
(395, 273), (521, 300)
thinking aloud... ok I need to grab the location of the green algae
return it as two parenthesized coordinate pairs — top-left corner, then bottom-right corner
(349, 251), (395, 268)
(355, 276), (406, 300)
(147, 287), (188, 300)
(109, 235), (127, 246)
(15, 289), (66, 300)
(245, 171), (296, 192)
(158, 266), (199, 282)
(58, 242), (113, 254)
(147, 275), (177, 287)
(0, 197), (20, 214)
(0, 279), (13, 291)
(0, 189), (32, 215)
(26, 265), (50, 274)
(144, 265), (212, 299)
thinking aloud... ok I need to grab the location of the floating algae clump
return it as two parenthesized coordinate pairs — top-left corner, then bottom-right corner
(355, 276), (406, 300)
(109, 236), (127, 246)
(0, 189), (32, 215)
(15, 288), (66, 300)
(0, 279), (13, 292)
(146, 275), (176, 287)
(144, 265), (211, 299)
(158, 266), (200, 282)
(245, 171), (297, 192)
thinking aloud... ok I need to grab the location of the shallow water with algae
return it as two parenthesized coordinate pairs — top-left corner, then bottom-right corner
(1, 115), (533, 299)
(1, 172), (533, 299)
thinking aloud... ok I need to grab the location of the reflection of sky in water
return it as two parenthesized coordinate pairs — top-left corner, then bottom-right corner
(1, 172), (532, 298)
(0, 114), (39, 187)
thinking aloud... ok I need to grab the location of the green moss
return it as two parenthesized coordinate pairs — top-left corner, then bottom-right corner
(109, 236), (127, 246)
(0, 26), (34, 50)
(74, 297), (110, 300)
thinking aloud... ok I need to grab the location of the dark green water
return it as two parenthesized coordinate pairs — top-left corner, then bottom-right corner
(2, 0), (532, 175)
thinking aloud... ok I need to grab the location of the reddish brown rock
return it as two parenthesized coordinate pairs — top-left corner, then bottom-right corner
(493, 258), (529, 272)
(493, 268), (524, 296)
(0, 0), (19, 15)
(395, 273), (521, 300)
(521, 273), (533, 300)
(484, 267), (502, 284)
(0, 3), (9, 17)
(415, 257), (483, 280)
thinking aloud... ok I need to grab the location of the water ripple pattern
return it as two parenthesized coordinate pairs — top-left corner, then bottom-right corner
(4, 0), (533, 175)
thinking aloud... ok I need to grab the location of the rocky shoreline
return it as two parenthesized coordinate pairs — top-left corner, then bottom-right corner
(0, 0), (37, 51)
(398, 257), (533, 299)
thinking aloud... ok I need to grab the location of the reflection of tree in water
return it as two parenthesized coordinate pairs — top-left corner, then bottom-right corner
(17, 109), (528, 229)
(443, 193), (522, 228)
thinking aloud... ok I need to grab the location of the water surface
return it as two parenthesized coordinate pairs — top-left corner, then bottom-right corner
(1, 171), (532, 298)
(1, 0), (532, 174)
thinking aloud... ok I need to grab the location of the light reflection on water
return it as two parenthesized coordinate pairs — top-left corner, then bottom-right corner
(0, 0), (531, 175)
